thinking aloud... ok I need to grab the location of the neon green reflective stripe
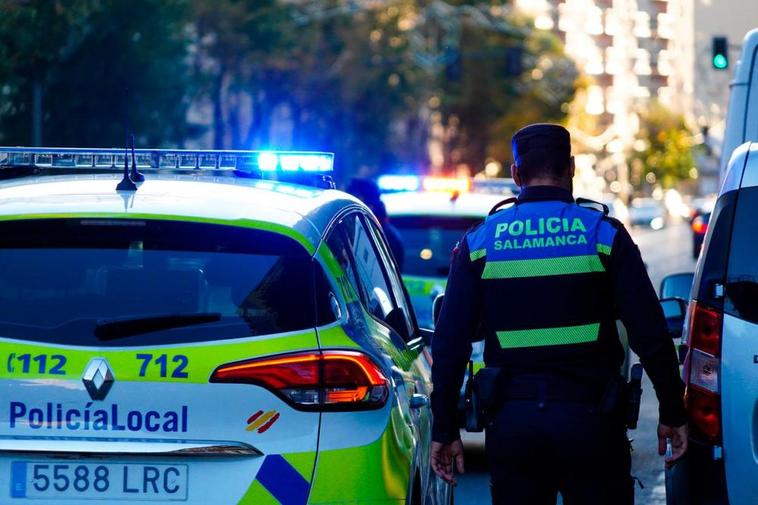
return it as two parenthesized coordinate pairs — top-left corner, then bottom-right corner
(238, 480), (276, 504)
(597, 244), (612, 255)
(282, 452), (317, 481)
(0, 213), (316, 254)
(482, 255), (605, 279)
(497, 323), (600, 348)
(317, 324), (361, 350)
(0, 331), (319, 383)
(402, 275), (446, 297)
(309, 407), (411, 502)
(469, 248), (486, 261)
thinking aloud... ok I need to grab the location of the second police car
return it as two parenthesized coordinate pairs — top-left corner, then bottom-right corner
(379, 176), (515, 376)
(0, 148), (452, 505)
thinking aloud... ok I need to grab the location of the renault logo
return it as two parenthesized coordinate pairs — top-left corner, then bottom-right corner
(82, 358), (114, 400)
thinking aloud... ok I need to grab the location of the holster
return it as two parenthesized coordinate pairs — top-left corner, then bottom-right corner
(464, 364), (502, 432)
(598, 364), (644, 430)
(625, 364), (644, 430)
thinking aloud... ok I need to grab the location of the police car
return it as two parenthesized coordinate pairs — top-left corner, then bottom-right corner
(0, 148), (452, 505)
(379, 176), (515, 327)
(380, 176), (514, 373)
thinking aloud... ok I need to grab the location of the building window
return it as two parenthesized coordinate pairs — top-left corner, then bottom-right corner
(634, 49), (652, 75)
(586, 85), (605, 115)
(605, 10), (619, 36)
(657, 13), (674, 39)
(634, 11), (651, 38)
(585, 6), (604, 35)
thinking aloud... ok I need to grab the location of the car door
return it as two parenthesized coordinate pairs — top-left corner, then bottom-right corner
(360, 214), (441, 504)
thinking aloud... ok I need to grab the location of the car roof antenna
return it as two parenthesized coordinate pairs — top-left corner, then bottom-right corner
(116, 85), (139, 191)
(129, 134), (144, 183)
(116, 135), (138, 192)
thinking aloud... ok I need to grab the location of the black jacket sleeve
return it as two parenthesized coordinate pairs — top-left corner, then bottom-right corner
(431, 236), (482, 443)
(609, 223), (687, 427)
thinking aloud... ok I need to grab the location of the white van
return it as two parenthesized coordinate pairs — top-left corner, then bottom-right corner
(663, 28), (758, 505)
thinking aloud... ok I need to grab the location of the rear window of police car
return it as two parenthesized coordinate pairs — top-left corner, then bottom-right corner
(0, 219), (335, 346)
(391, 215), (481, 277)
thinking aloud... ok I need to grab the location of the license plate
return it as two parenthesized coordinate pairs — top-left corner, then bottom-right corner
(10, 461), (188, 501)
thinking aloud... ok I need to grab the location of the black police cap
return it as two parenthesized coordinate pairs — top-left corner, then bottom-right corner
(511, 123), (571, 166)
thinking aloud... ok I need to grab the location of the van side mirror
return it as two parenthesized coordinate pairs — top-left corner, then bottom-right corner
(432, 294), (444, 326)
(660, 273), (694, 300)
(660, 297), (687, 339)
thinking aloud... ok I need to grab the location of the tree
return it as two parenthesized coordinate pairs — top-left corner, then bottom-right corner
(191, 0), (425, 181)
(628, 101), (697, 189)
(427, 3), (580, 174)
(0, 0), (193, 147)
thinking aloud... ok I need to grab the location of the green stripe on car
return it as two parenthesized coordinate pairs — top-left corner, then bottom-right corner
(401, 275), (446, 297)
(0, 213), (316, 254)
(0, 331), (319, 383)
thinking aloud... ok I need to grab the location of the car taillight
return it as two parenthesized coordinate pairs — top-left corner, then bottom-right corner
(691, 216), (708, 235)
(684, 302), (722, 442)
(210, 351), (389, 411)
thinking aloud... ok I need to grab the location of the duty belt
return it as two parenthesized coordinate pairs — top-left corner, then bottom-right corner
(500, 375), (605, 404)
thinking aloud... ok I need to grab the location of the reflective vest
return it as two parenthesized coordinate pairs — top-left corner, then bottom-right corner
(466, 199), (621, 372)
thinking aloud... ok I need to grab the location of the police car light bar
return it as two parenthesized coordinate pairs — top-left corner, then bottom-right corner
(0, 147), (334, 174)
(422, 176), (470, 193)
(377, 175), (421, 192)
(378, 175), (471, 194)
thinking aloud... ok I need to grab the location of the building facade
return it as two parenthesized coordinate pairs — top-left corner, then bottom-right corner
(515, 0), (695, 196)
(692, 0), (758, 193)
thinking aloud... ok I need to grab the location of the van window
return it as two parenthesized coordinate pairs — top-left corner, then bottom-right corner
(692, 191), (737, 309)
(725, 187), (758, 323)
(0, 219), (334, 346)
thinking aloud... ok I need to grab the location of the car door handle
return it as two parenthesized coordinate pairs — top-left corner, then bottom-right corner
(409, 393), (429, 409)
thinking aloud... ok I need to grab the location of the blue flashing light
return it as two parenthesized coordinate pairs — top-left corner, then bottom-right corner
(257, 152), (279, 171)
(377, 175), (420, 192)
(0, 148), (335, 174)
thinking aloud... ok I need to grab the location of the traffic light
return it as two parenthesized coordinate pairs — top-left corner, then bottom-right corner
(712, 36), (729, 70)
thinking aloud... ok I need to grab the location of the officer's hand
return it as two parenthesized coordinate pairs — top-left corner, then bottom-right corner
(658, 423), (688, 468)
(431, 440), (465, 485)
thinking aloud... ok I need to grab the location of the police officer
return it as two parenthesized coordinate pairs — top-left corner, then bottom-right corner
(430, 124), (688, 504)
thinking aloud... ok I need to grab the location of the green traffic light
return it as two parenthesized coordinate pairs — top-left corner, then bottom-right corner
(713, 54), (728, 69)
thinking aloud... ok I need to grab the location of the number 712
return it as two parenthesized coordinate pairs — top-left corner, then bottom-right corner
(136, 354), (189, 379)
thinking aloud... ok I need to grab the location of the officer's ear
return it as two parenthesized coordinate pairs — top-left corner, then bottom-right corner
(511, 164), (523, 187)
(569, 156), (576, 178)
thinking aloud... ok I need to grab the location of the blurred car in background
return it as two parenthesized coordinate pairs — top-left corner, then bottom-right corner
(379, 175), (512, 330)
(629, 197), (667, 229)
(599, 195), (630, 226)
(691, 211), (711, 259)
(688, 195), (717, 222)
